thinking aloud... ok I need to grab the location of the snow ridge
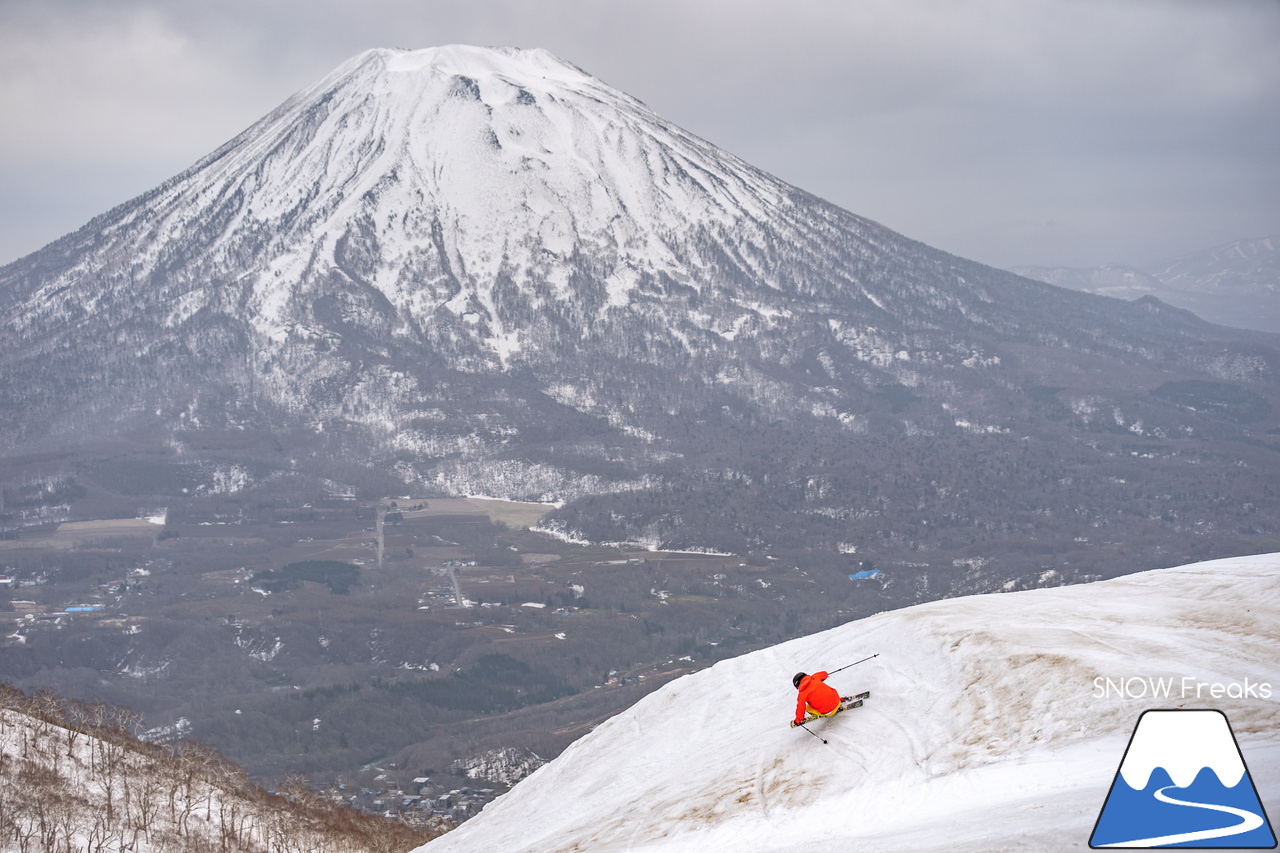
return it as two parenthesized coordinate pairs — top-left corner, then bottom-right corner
(416, 554), (1280, 853)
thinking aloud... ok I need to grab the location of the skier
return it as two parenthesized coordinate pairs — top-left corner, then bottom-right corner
(791, 670), (842, 727)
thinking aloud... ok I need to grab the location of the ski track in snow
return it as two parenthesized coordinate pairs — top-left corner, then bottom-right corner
(417, 553), (1280, 852)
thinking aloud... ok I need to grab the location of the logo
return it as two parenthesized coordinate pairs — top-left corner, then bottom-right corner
(1090, 709), (1276, 848)
(1091, 676), (1273, 701)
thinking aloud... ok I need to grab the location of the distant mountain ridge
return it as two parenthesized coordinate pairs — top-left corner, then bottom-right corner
(1, 46), (1278, 578)
(1012, 235), (1280, 333)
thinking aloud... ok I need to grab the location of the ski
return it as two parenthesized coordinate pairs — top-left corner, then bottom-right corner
(799, 690), (870, 724)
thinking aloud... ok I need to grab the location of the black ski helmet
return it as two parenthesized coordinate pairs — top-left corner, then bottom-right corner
(792, 672), (807, 689)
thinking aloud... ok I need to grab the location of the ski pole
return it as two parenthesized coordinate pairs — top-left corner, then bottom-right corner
(795, 721), (827, 745)
(829, 653), (878, 675)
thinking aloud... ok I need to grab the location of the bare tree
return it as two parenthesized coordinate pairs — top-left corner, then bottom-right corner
(1, 682), (442, 853)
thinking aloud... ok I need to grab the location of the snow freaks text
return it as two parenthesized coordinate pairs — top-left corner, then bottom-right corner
(1092, 676), (1274, 701)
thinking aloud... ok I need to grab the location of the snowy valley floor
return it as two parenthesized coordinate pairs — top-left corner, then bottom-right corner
(417, 553), (1280, 852)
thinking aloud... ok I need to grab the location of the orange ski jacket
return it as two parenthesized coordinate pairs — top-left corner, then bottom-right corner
(794, 671), (841, 724)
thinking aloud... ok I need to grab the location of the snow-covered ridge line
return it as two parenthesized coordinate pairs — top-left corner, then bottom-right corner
(417, 553), (1280, 852)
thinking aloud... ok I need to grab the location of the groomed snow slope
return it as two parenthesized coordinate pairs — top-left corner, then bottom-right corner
(418, 554), (1280, 852)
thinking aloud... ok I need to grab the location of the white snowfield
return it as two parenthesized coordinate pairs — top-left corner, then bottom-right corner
(418, 554), (1280, 852)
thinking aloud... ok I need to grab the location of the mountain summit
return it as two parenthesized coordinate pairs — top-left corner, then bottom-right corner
(110, 44), (802, 364)
(5, 44), (841, 370)
(1, 47), (1277, 577)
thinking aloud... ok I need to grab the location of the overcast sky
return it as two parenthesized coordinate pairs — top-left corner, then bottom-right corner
(1, 0), (1277, 270)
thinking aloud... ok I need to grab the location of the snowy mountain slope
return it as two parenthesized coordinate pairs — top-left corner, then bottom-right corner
(1147, 236), (1279, 297)
(416, 553), (1280, 852)
(1, 46), (1278, 571)
(1145, 236), (1280, 334)
(1, 45), (1272, 449)
(5, 47), (781, 349)
(1013, 236), (1280, 334)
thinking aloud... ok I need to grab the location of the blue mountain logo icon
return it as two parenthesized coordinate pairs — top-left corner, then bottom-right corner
(1090, 709), (1276, 848)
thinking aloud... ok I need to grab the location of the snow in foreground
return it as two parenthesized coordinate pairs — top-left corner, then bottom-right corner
(418, 554), (1280, 852)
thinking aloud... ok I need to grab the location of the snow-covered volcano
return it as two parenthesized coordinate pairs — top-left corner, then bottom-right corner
(2, 44), (904, 380)
(3, 45), (1270, 441)
(1, 45), (1277, 568)
(416, 554), (1280, 852)
(28, 45), (794, 359)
